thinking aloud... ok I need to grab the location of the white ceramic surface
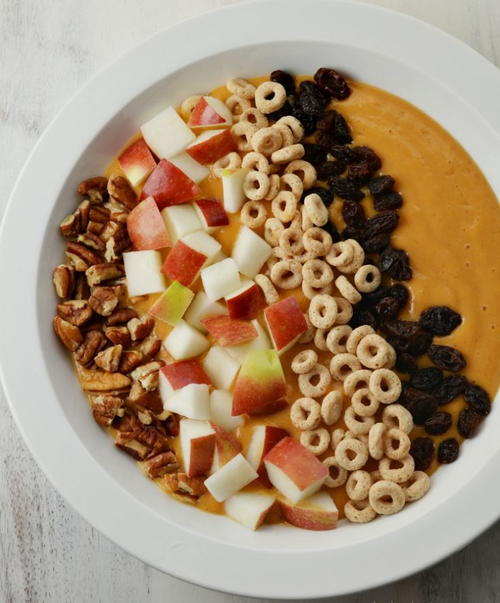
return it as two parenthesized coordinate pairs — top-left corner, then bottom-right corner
(0, 0), (499, 598)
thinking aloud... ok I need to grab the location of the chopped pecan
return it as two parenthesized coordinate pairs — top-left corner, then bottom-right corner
(104, 228), (131, 261)
(77, 231), (106, 252)
(165, 473), (207, 498)
(86, 220), (105, 236)
(89, 204), (110, 223)
(53, 316), (83, 351)
(86, 262), (124, 287)
(104, 325), (131, 347)
(57, 300), (93, 326)
(94, 344), (123, 372)
(74, 330), (107, 366)
(107, 174), (138, 210)
(142, 451), (178, 478)
(130, 361), (162, 391)
(89, 286), (119, 316)
(115, 436), (149, 460)
(120, 350), (144, 372)
(66, 242), (102, 271)
(76, 364), (131, 392)
(163, 413), (179, 437)
(104, 200), (130, 223)
(139, 335), (162, 360)
(128, 382), (163, 414)
(137, 409), (154, 425)
(59, 200), (90, 237)
(107, 307), (138, 326)
(128, 316), (155, 341)
(78, 176), (108, 196)
(52, 264), (75, 298)
(90, 394), (123, 427)
(99, 220), (120, 241)
(74, 273), (91, 300)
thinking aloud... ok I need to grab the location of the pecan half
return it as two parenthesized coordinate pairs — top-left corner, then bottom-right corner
(120, 350), (144, 373)
(105, 201), (129, 224)
(57, 300), (93, 326)
(86, 262), (124, 287)
(104, 325), (131, 347)
(90, 394), (123, 427)
(77, 231), (106, 252)
(139, 335), (162, 360)
(89, 286), (119, 317)
(128, 316), (155, 341)
(128, 382), (163, 414)
(78, 176), (108, 196)
(59, 200), (90, 238)
(74, 273), (91, 300)
(142, 451), (178, 478)
(130, 361), (162, 391)
(74, 330), (107, 366)
(95, 344), (123, 372)
(89, 204), (110, 223)
(107, 307), (138, 326)
(66, 242), (102, 271)
(115, 436), (149, 460)
(99, 220), (119, 241)
(52, 264), (75, 298)
(53, 316), (83, 351)
(105, 228), (131, 261)
(76, 364), (131, 392)
(165, 473), (207, 498)
(107, 174), (138, 210)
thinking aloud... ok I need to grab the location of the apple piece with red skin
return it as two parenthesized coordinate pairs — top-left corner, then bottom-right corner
(279, 492), (338, 531)
(209, 389), (243, 432)
(232, 349), (287, 417)
(186, 129), (236, 165)
(264, 437), (328, 503)
(225, 280), (266, 321)
(118, 138), (156, 186)
(204, 453), (258, 502)
(264, 296), (308, 355)
(162, 231), (221, 287)
(209, 423), (242, 473)
(148, 280), (194, 325)
(201, 315), (258, 347)
(127, 196), (171, 251)
(159, 358), (211, 402)
(247, 425), (288, 488)
(184, 291), (227, 332)
(194, 199), (229, 233)
(188, 96), (232, 128)
(225, 492), (276, 531)
(140, 105), (195, 159)
(179, 419), (216, 477)
(141, 159), (200, 210)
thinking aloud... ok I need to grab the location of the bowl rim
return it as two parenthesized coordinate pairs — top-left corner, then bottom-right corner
(1, 0), (500, 598)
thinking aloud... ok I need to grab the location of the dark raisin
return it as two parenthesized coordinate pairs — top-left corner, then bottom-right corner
(341, 226), (363, 241)
(302, 143), (328, 166)
(406, 332), (434, 356)
(301, 186), (333, 207)
(350, 146), (382, 172)
(424, 411), (452, 435)
(396, 351), (418, 373)
(375, 296), (400, 321)
(266, 100), (294, 122)
(363, 211), (399, 239)
(387, 284), (410, 310)
(410, 367), (443, 392)
(349, 308), (378, 329)
(316, 110), (352, 144)
(374, 191), (404, 211)
(297, 80), (330, 116)
(435, 375), (468, 405)
(321, 220), (341, 243)
(463, 383), (491, 416)
(402, 387), (438, 424)
(342, 200), (366, 229)
(428, 344), (466, 372)
(329, 177), (364, 202)
(314, 67), (351, 100)
(419, 306), (462, 336)
(379, 246), (412, 280)
(362, 285), (390, 305)
(457, 408), (483, 439)
(367, 175), (395, 196)
(361, 233), (391, 254)
(316, 160), (346, 180)
(382, 320), (421, 339)
(410, 437), (435, 471)
(328, 144), (355, 164)
(348, 161), (374, 182)
(437, 438), (460, 464)
(287, 97), (317, 135)
(270, 69), (296, 96)
(383, 322), (433, 356)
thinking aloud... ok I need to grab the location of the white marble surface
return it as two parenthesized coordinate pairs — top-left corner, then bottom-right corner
(1, 1), (499, 601)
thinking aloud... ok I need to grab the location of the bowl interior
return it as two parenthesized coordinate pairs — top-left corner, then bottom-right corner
(37, 39), (500, 552)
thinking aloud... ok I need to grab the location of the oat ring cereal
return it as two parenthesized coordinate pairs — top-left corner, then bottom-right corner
(254, 80), (287, 113)
(332, 297), (353, 325)
(323, 456), (348, 488)
(231, 121), (258, 152)
(254, 274), (279, 305)
(330, 353), (362, 382)
(301, 205), (314, 231)
(369, 368), (402, 404)
(290, 397), (321, 430)
(270, 259), (302, 290)
(368, 422), (386, 460)
(331, 428), (345, 451)
(251, 126), (283, 156)
(354, 264), (382, 293)
(276, 115), (304, 142)
(336, 239), (365, 274)
(239, 107), (268, 129)
(298, 363), (331, 397)
(344, 406), (376, 435)
(351, 387), (380, 417)
(279, 228), (305, 256)
(346, 470), (372, 501)
(271, 143), (305, 164)
(271, 191), (298, 222)
(264, 217), (285, 246)
(357, 334), (393, 369)
(302, 259), (334, 288)
(264, 173), (281, 201)
(302, 280), (333, 300)
(284, 160), (317, 189)
(291, 349), (318, 374)
(272, 124), (295, 147)
(241, 151), (270, 174)
(326, 241), (354, 267)
(369, 480), (406, 515)
(300, 428), (330, 455)
(326, 325), (352, 354)
(335, 275), (362, 304)
(335, 437), (369, 471)
(384, 427), (411, 461)
(346, 325), (375, 354)
(313, 328), (329, 351)
(304, 193), (329, 227)
(280, 173), (304, 200)
(212, 151), (242, 177)
(180, 95), (201, 119)
(226, 77), (256, 99)
(344, 499), (377, 523)
(309, 294), (338, 329)
(404, 471), (431, 502)
(225, 95), (252, 118)
(243, 171), (270, 201)
(343, 368), (372, 395)
(303, 227), (332, 256)
(299, 313), (315, 344)
(379, 456), (415, 484)
(240, 200), (267, 228)
(320, 390), (343, 425)
(382, 404), (414, 434)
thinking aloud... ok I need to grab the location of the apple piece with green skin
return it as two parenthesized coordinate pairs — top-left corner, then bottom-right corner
(209, 390), (243, 432)
(231, 226), (271, 278)
(204, 453), (258, 502)
(161, 204), (202, 244)
(279, 492), (338, 531)
(264, 296), (308, 355)
(162, 231), (222, 286)
(123, 250), (166, 297)
(159, 358), (211, 403)
(148, 280), (194, 325)
(169, 152), (209, 183)
(188, 96), (232, 128)
(225, 492), (276, 531)
(194, 199), (229, 234)
(186, 129), (236, 164)
(264, 437), (328, 503)
(184, 291), (227, 332)
(141, 159), (200, 210)
(209, 423), (242, 473)
(225, 319), (271, 364)
(246, 425), (288, 488)
(201, 315), (258, 347)
(202, 345), (240, 390)
(127, 197), (171, 251)
(222, 168), (249, 213)
(118, 138), (156, 186)
(164, 383), (211, 420)
(225, 280), (266, 321)
(163, 319), (210, 360)
(200, 258), (241, 301)
(232, 349), (287, 416)
(179, 419), (216, 477)
(141, 105), (195, 159)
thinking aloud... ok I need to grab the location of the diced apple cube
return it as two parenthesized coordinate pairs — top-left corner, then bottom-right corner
(202, 315), (257, 347)
(222, 168), (249, 213)
(188, 96), (233, 128)
(149, 280), (194, 325)
(246, 425), (288, 487)
(202, 345), (240, 390)
(225, 319), (271, 364)
(204, 453), (258, 502)
(231, 226), (271, 278)
(184, 291), (227, 332)
(186, 129), (236, 165)
(123, 250), (166, 297)
(201, 258), (240, 301)
(159, 358), (211, 403)
(162, 231), (221, 287)
(194, 199), (229, 233)
(161, 204), (202, 243)
(264, 296), (308, 355)
(163, 319), (209, 360)
(180, 419), (216, 477)
(169, 152), (209, 183)
(141, 106), (195, 159)
(225, 280), (266, 321)
(210, 390), (244, 431)
(279, 492), (338, 531)
(164, 383), (210, 420)
(141, 159), (200, 209)
(118, 137), (156, 186)
(127, 196), (171, 251)
(225, 491), (276, 530)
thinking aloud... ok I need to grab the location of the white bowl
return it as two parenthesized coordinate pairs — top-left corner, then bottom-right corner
(1, 0), (499, 598)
